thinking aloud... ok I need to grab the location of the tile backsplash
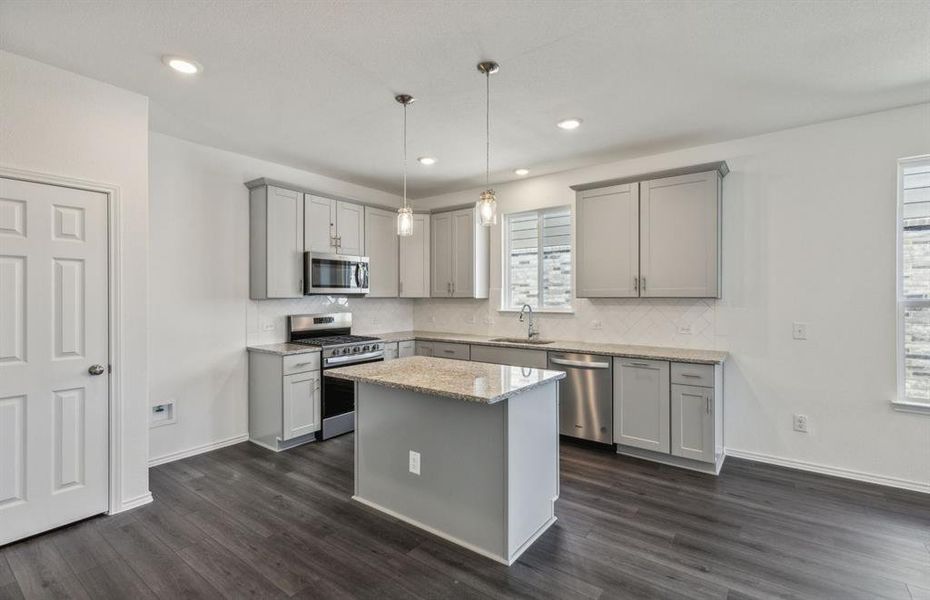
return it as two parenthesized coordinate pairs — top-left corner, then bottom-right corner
(246, 290), (724, 350)
(247, 297), (414, 345)
(413, 289), (724, 349)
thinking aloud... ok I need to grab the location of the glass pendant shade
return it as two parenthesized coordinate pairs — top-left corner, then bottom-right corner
(397, 205), (414, 236)
(477, 189), (498, 226)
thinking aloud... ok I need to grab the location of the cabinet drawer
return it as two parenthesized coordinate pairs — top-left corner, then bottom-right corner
(470, 345), (548, 369)
(398, 340), (415, 357)
(671, 362), (714, 387)
(432, 342), (470, 361)
(283, 352), (321, 375)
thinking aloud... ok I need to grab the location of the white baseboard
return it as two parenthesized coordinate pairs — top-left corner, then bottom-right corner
(148, 433), (249, 467)
(354, 495), (531, 565)
(112, 491), (153, 514)
(724, 448), (930, 494)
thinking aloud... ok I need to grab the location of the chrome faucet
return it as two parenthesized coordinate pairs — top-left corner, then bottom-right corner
(519, 304), (539, 340)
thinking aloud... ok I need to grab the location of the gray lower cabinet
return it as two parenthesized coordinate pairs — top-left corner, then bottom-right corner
(398, 340), (415, 358)
(614, 357), (724, 472)
(613, 358), (670, 453)
(671, 384), (715, 462)
(415, 341), (434, 357)
(432, 341), (470, 360)
(249, 350), (322, 451)
(383, 342), (399, 361)
(469, 345), (548, 369)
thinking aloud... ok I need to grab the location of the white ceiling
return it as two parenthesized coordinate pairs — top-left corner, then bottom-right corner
(2, 0), (928, 198)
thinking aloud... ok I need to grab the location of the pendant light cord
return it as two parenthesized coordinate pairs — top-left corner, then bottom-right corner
(485, 70), (490, 188)
(403, 102), (408, 210)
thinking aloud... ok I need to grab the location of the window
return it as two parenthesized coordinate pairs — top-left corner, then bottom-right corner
(898, 156), (930, 410)
(502, 206), (572, 311)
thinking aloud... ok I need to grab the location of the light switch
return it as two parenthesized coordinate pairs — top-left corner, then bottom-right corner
(409, 450), (420, 475)
(792, 322), (808, 340)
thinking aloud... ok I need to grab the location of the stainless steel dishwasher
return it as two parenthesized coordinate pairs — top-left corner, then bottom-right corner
(548, 352), (613, 443)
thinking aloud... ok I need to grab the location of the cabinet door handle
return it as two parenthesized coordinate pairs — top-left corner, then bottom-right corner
(681, 373), (701, 379)
(706, 396), (711, 414)
(641, 277), (646, 292)
(627, 362), (651, 368)
(442, 349), (456, 354)
(293, 361), (315, 368)
(634, 277), (639, 292)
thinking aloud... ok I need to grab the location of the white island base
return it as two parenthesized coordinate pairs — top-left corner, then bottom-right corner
(351, 379), (560, 565)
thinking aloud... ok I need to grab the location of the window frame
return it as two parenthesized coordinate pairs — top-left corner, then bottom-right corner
(500, 205), (574, 314)
(895, 155), (930, 414)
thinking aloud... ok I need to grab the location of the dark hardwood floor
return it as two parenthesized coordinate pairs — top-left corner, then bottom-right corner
(2, 435), (928, 599)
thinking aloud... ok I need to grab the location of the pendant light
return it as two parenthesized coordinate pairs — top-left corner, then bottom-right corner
(395, 93), (415, 237)
(476, 61), (499, 226)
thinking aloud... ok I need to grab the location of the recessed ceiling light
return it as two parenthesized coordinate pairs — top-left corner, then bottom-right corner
(162, 55), (202, 75)
(557, 118), (582, 130)
(417, 157), (437, 166)
(514, 168), (530, 176)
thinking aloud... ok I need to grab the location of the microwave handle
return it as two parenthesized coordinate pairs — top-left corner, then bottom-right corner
(355, 263), (367, 288)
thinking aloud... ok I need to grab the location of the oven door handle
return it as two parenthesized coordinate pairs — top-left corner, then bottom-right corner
(325, 351), (384, 366)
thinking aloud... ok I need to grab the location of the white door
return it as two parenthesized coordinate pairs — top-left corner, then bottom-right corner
(363, 207), (398, 297)
(640, 171), (720, 298)
(335, 201), (364, 256)
(266, 186), (304, 298)
(0, 177), (109, 546)
(431, 212), (452, 296)
(576, 183), (640, 297)
(305, 195), (336, 253)
(451, 209), (474, 297)
(613, 358), (670, 453)
(282, 371), (321, 440)
(671, 384), (715, 462)
(399, 213), (430, 298)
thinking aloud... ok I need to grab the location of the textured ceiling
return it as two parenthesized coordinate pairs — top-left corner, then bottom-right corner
(2, 0), (928, 198)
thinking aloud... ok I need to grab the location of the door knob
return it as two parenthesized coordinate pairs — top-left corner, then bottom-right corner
(88, 364), (106, 376)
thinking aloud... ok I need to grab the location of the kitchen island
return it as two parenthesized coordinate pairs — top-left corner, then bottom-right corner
(325, 356), (566, 565)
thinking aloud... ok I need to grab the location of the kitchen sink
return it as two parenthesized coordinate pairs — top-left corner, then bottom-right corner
(490, 337), (555, 345)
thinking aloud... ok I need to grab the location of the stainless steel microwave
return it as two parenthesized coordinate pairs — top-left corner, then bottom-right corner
(304, 253), (369, 295)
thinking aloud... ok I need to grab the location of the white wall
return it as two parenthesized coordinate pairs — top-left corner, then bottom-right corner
(0, 51), (151, 509)
(414, 104), (930, 490)
(148, 133), (413, 463)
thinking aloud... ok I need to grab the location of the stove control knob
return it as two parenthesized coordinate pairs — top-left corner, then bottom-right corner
(362, 345), (369, 352)
(339, 348), (347, 355)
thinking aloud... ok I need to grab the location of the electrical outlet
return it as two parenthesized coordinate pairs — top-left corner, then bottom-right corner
(793, 413), (809, 433)
(483, 316), (494, 325)
(792, 322), (808, 340)
(261, 321), (275, 332)
(591, 320), (604, 330)
(408, 450), (421, 475)
(678, 325), (693, 335)
(150, 400), (177, 428)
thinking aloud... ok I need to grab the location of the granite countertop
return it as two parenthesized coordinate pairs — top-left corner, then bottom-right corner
(377, 331), (727, 364)
(325, 356), (566, 404)
(247, 342), (321, 356)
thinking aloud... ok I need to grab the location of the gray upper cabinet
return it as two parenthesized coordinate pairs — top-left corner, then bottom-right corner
(305, 194), (335, 253)
(431, 207), (489, 298)
(613, 358), (670, 453)
(576, 183), (639, 297)
(364, 206), (398, 297)
(430, 212), (453, 297)
(336, 200), (364, 255)
(249, 185), (304, 299)
(574, 165), (723, 299)
(399, 213), (430, 298)
(640, 171), (720, 298)
(304, 195), (365, 256)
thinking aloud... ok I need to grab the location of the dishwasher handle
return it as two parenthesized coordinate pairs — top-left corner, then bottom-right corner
(549, 357), (610, 370)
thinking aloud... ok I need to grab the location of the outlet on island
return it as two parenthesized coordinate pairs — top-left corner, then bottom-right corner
(408, 450), (421, 475)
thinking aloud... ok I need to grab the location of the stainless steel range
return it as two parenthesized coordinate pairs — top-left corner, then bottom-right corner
(288, 312), (383, 439)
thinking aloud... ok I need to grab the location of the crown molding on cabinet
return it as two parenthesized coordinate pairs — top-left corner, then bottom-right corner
(570, 161), (729, 192)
